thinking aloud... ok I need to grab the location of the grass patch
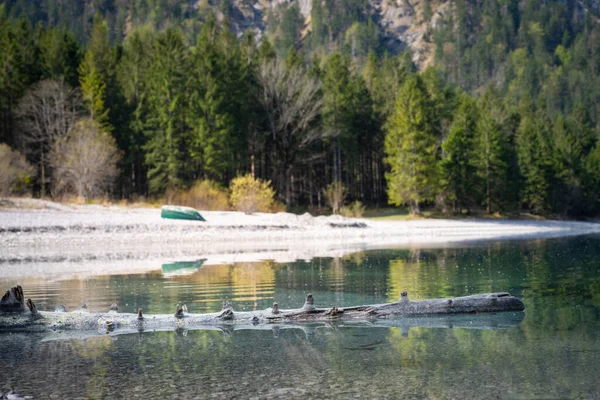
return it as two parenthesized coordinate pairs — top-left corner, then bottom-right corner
(363, 207), (414, 220)
(363, 207), (555, 221)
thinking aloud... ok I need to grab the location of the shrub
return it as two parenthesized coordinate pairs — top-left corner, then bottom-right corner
(324, 181), (345, 214)
(229, 174), (275, 213)
(0, 144), (35, 196)
(167, 180), (230, 211)
(270, 200), (287, 213)
(340, 201), (366, 218)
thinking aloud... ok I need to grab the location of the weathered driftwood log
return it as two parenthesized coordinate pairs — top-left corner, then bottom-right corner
(0, 286), (525, 335)
(5, 312), (525, 343)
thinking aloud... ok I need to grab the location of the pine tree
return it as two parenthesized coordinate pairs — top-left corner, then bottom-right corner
(79, 57), (110, 128)
(384, 74), (438, 213)
(0, 17), (40, 146)
(117, 26), (154, 195)
(323, 52), (352, 183)
(474, 87), (514, 213)
(187, 15), (241, 183)
(38, 27), (81, 87)
(143, 28), (189, 194)
(516, 102), (555, 213)
(78, 14), (113, 131)
(440, 94), (479, 212)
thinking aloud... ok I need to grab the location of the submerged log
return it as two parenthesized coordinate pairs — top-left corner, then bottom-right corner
(0, 286), (525, 334)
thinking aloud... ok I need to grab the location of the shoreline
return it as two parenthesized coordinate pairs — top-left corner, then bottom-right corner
(1, 199), (600, 280)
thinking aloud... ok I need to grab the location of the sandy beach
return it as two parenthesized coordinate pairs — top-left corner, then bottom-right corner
(1, 199), (600, 279)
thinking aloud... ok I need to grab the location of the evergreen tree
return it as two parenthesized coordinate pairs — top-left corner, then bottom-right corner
(0, 16), (40, 146)
(474, 87), (515, 213)
(78, 14), (113, 131)
(38, 27), (81, 87)
(276, 3), (303, 56)
(384, 74), (438, 213)
(143, 28), (189, 194)
(79, 58), (110, 128)
(440, 94), (478, 212)
(516, 102), (555, 213)
(117, 26), (154, 195)
(322, 52), (352, 183)
(187, 15), (247, 184)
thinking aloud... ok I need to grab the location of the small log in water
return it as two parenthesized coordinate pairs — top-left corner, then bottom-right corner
(0, 286), (525, 335)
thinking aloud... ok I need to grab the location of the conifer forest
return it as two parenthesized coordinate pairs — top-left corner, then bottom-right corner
(2, 0), (600, 217)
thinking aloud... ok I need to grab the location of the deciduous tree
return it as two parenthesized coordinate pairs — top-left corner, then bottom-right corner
(256, 59), (323, 205)
(16, 79), (82, 197)
(49, 118), (120, 200)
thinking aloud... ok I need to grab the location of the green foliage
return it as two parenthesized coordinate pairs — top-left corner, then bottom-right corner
(0, 16), (40, 145)
(37, 27), (81, 87)
(276, 3), (303, 56)
(440, 94), (479, 212)
(384, 74), (438, 214)
(78, 15), (113, 131)
(79, 56), (110, 128)
(188, 17), (237, 182)
(473, 88), (516, 213)
(229, 174), (275, 213)
(1, 2), (600, 217)
(516, 106), (555, 213)
(143, 28), (189, 195)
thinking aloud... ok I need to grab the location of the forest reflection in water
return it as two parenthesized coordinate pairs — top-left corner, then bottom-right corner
(0, 235), (599, 399)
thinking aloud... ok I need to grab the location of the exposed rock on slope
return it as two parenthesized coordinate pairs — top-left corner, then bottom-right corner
(216, 0), (449, 67)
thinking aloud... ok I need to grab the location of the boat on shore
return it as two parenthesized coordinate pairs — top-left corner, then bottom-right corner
(160, 205), (206, 221)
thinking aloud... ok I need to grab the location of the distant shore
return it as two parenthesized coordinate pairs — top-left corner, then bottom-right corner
(1, 198), (600, 279)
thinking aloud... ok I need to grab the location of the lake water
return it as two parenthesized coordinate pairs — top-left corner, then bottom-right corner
(1, 235), (599, 399)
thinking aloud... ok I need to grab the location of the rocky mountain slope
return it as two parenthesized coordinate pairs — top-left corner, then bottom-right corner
(203, 0), (449, 67)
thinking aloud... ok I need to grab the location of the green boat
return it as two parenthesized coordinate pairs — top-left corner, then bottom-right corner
(160, 205), (206, 221)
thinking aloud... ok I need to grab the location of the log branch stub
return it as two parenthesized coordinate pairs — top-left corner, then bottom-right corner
(400, 291), (409, 303)
(218, 301), (234, 320)
(325, 305), (342, 317)
(303, 293), (315, 311)
(272, 302), (279, 314)
(0, 285), (26, 312)
(26, 299), (36, 313)
(175, 304), (187, 319)
(74, 304), (88, 313)
(137, 308), (143, 320)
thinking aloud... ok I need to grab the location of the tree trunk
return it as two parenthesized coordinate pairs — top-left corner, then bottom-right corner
(40, 148), (45, 199)
(285, 167), (292, 206)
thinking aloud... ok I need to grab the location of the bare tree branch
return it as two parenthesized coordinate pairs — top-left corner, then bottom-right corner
(256, 59), (323, 205)
(16, 79), (82, 197)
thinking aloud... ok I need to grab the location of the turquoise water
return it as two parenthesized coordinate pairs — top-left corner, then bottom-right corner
(1, 235), (599, 399)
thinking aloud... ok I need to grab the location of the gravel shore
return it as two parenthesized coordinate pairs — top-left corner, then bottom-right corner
(1, 199), (599, 279)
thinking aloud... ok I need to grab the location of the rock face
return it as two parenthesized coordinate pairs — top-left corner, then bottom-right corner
(220, 0), (448, 68)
